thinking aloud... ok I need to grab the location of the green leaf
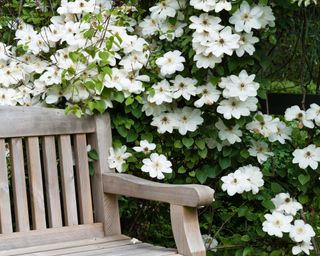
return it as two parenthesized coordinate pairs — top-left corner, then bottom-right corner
(125, 97), (134, 106)
(262, 200), (275, 210)
(195, 139), (206, 150)
(271, 183), (283, 193)
(298, 194), (309, 204)
(238, 206), (249, 217)
(174, 140), (183, 149)
(182, 137), (194, 148)
(241, 235), (251, 242)
(88, 149), (99, 160)
(219, 158), (231, 170)
(178, 166), (186, 174)
(117, 126), (128, 138)
(298, 174), (310, 185)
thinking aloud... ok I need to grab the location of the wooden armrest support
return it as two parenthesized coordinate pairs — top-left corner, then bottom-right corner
(102, 173), (214, 207)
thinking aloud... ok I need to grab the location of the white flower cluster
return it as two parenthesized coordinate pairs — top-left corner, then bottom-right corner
(108, 141), (172, 180)
(221, 164), (264, 196)
(0, 0), (150, 107)
(292, 144), (320, 170)
(262, 193), (315, 255)
(188, 1), (274, 69)
(285, 104), (320, 129)
(139, 0), (187, 41)
(246, 113), (292, 144)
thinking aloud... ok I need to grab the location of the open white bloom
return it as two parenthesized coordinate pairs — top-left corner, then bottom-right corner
(214, 0), (232, 12)
(236, 32), (259, 57)
(150, 0), (180, 20)
(215, 119), (242, 144)
(202, 235), (218, 252)
(238, 165), (264, 194)
(246, 113), (279, 137)
(133, 140), (156, 154)
(271, 193), (303, 216)
(248, 140), (274, 164)
(229, 1), (263, 33)
(262, 212), (293, 238)
(108, 146), (132, 173)
(189, 14), (223, 33)
(156, 50), (185, 76)
(268, 121), (292, 144)
(190, 0), (216, 12)
(258, 5), (275, 28)
(217, 97), (258, 119)
(151, 113), (177, 134)
(292, 241), (314, 255)
(193, 52), (222, 69)
(285, 105), (314, 129)
(141, 153), (172, 179)
(306, 103), (320, 126)
(205, 26), (240, 57)
(174, 107), (204, 135)
(0, 88), (17, 106)
(292, 144), (320, 170)
(220, 70), (260, 101)
(194, 83), (221, 108)
(171, 75), (197, 100)
(289, 220), (316, 243)
(221, 170), (251, 196)
(148, 80), (173, 105)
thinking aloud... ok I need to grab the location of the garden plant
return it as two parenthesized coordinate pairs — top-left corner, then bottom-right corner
(0, 0), (320, 255)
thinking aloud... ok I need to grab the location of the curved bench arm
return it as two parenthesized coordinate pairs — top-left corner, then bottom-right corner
(102, 173), (214, 256)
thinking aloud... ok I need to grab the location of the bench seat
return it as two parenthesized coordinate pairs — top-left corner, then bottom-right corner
(0, 236), (180, 256)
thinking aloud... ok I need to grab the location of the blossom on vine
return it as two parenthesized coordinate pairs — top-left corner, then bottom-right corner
(156, 50), (185, 76)
(217, 97), (258, 119)
(292, 144), (320, 170)
(268, 121), (292, 144)
(0, 88), (18, 106)
(292, 241), (314, 255)
(262, 212), (293, 238)
(246, 113), (279, 137)
(215, 119), (242, 144)
(248, 140), (274, 164)
(285, 105), (314, 129)
(151, 113), (177, 134)
(174, 107), (204, 135)
(229, 1), (264, 33)
(271, 193), (303, 216)
(194, 83), (221, 108)
(235, 32), (259, 57)
(306, 103), (320, 126)
(171, 75), (198, 100)
(149, 0), (180, 20)
(219, 70), (260, 101)
(238, 165), (264, 194)
(108, 146), (132, 173)
(141, 153), (172, 179)
(221, 170), (251, 196)
(189, 14), (223, 33)
(148, 80), (173, 105)
(289, 220), (315, 243)
(133, 140), (156, 154)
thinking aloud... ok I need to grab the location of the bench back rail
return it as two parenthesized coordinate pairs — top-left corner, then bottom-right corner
(0, 106), (121, 249)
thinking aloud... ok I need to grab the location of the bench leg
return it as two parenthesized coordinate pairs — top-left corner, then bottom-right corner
(170, 205), (206, 256)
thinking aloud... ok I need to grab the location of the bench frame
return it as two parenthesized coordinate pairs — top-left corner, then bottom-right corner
(0, 106), (214, 256)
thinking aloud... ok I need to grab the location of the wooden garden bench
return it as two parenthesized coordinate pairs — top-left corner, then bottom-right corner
(0, 106), (214, 256)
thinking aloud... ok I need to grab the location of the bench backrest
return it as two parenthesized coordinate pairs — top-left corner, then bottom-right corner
(0, 106), (121, 250)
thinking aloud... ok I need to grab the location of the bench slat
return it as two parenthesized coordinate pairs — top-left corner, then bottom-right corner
(58, 135), (78, 226)
(42, 136), (63, 228)
(0, 106), (95, 138)
(0, 223), (104, 251)
(0, 139), (12, 234)
(26, 137), (47, 230)
(10, 138), (30, 232)
(73, 134), (93, 224)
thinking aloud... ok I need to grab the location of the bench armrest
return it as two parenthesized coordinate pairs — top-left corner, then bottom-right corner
(102, 173), (214, 207)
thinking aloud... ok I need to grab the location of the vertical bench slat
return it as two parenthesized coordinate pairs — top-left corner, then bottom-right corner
(58, 135), (78, 226)
(73, 134), (94, 224)
(42, 136), (63, 228)
(0, 139), (13, 234)
(10, 138), (30, 232)
(26, 137), (46, 230)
